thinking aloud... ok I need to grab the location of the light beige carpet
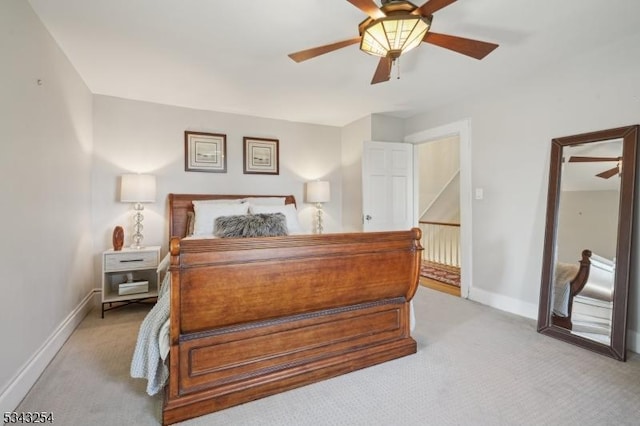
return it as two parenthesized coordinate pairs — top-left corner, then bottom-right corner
(16, 287), (640, 425)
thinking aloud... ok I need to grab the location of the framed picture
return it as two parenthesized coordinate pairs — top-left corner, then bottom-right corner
(243, 137), (279, 175)
(184, 131), (227, 173)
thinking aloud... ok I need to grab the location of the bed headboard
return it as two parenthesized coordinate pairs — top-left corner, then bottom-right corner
(168, 194), (297, 238)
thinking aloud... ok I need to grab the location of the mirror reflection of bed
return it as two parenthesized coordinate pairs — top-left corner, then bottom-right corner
(552, 139), (622, 346)
(538, 125), (637, 361)
(552, 250), (615, 345)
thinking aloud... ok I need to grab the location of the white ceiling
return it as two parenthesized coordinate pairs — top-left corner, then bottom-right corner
(28, 0), (640, 127)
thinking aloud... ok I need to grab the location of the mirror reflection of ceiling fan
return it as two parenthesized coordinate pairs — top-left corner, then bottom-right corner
(288, 0), (499, 84)
(568, 156), (623, 179)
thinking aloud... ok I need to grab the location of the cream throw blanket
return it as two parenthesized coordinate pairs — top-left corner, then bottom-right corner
(130, 257), (171, 396)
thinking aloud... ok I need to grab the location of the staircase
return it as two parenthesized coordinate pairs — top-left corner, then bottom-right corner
(419, 167), (461, 264)
(418, 169), (460, 291)
(416, 138), (461, 291)
(419, 220), (460, 267)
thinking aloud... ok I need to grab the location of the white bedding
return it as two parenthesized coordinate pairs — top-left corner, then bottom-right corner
(578, 253), (615, 302)
(551, 253), (615, 321)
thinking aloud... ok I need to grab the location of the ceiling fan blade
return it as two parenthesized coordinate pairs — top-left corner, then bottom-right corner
(423, 32), (498, 59)
(568, 156), (622, 163)
(346, 0), (385, 19)
(371, 57), (391, 85)
(596, 166), (620, 179)
(413, 0), (457, 16)
(288, 37), (361, 63)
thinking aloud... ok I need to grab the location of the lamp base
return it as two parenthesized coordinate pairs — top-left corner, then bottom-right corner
(315, 203), (324, 235)
(131, 203), (146, 249)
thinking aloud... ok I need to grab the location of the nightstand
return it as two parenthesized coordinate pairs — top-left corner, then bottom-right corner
(101, 246), (160, 318)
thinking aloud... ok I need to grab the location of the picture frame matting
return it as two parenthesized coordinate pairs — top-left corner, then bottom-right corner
(184, 131), (227, 173)
(243, 137), (279, 175)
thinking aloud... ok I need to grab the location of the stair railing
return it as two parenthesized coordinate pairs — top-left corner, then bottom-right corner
(418, 221), (460, 267)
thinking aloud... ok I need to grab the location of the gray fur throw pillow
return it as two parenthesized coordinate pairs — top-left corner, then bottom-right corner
(214, 213), (288, 238)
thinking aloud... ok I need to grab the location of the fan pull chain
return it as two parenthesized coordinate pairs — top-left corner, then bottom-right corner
(396, 57), (401, 80)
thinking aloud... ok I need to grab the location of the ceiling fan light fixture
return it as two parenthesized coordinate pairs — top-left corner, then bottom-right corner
(288, 0), (499, 85)
(360, 14), (431, 59)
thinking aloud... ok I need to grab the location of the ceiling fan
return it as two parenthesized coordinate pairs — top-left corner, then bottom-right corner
(568, 156), (623, 179)
(288, 0), (499, 84)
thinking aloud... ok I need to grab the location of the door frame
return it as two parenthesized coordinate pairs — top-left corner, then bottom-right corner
(405, 119), (472, 299)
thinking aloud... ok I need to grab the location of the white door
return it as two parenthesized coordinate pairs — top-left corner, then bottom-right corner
(362, 141), (414, 231)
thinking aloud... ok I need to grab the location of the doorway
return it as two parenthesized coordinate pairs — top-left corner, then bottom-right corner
(416, 136), (461, 296)
(406, 119), (472, 299)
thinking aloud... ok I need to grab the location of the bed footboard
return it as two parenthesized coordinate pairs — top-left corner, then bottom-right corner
(163, 229), (422, 425)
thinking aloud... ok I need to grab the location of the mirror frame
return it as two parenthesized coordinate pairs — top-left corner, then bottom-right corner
(538, 125), (638, 361)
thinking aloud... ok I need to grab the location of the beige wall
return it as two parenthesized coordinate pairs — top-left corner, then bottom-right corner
(91, 95), (343, 265)
(371, 113), (404, 142)
(404, 31), (640, 349)
(556, 190), (619, 263)
(340, 115), (371, 232)
(0, 0), (94, 411)
(417, 136), (460, 221)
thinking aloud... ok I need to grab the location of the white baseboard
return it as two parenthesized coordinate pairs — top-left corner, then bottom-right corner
(0, 289), (98, 413)
(468, 287), (539, 321)
(469, 287), (640, 354)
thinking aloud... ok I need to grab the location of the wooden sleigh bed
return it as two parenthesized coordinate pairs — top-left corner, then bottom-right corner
(162, 194), (423, 425)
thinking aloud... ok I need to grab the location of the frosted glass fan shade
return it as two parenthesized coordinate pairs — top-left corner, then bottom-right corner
(360, 15), (430, 58)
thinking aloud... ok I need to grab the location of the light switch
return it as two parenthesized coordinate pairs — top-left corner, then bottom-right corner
(475, 188), (484, 200)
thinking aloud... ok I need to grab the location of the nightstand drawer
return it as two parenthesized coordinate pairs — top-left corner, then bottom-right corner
(104, 250), (158, 272)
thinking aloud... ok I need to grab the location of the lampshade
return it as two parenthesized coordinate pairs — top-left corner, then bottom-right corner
(360, 15), (430, 59)
(307, 181), (330, 203)
(120, 174), (156, 203)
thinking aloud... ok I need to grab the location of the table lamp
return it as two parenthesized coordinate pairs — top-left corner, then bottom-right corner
(120, 174), (156, 249)
(306, 180), (330, 234)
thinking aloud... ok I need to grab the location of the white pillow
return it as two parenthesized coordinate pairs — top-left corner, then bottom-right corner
(243, 197), (286, 206)
(192, 202), (249, 236)
(249, 204), (301, 233)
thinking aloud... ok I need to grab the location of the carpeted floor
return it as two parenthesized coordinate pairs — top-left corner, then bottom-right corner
(420, 261), (460, 287)
(15, 287), (640, 425)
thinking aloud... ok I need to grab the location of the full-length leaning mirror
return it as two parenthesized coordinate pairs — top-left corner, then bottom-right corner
(538, 125), (638, 361)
